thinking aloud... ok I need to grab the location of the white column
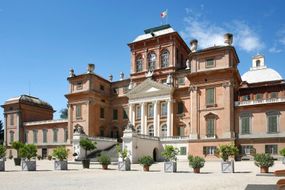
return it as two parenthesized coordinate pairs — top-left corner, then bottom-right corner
(140, 102), (145, 134)
(167, 100), (172, 137)
(153, 101), (158, 136)
(129, 103), (133, 124)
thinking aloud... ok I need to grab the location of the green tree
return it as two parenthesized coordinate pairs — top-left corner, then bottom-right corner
(60, 108), (68, 119)
(79, 138), (96, 159)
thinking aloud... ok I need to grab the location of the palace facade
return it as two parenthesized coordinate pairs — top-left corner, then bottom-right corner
(2, 24), (285, 160)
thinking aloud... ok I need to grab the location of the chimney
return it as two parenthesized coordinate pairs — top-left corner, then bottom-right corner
(120, 72), (124, 80)
(87, 63), (95, 74)
(224, 33), (233, 46)
(190, 39), (198, 52)
(109, 74), (113, 82)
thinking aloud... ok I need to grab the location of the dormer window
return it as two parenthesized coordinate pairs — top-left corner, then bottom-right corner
(136, 55), (143, 72)
(147, 52), (156, 71)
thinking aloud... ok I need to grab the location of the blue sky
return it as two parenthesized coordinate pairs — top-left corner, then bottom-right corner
(0, 0), (285, 122)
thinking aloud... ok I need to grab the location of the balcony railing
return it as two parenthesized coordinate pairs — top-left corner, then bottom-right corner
(160, 136), (190, 141)
(235, 98), (285, 107)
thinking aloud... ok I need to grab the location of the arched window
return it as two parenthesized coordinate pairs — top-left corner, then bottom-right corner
(204, 113), (217, 138)
(148, 125), (154, 136)
(136, 55), (143, 72)
(147, 52), (156, 71)
(161, 50), (169, 68)
(136, 125), (141, 134)
(161, 124), (167, 137)
(256, 60), (260, 67)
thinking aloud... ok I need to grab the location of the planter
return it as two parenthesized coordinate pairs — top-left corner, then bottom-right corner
(143, 165), (149, 172)
(164, 161), (177, 173)
(260, 166), (269, 173)
(82, 159), (90, 169)
(14, 158), (21, 166)
(22, 160), (36, 171)
(193, 168), (200, 173)
(118, 159), (131, 171)
(221, 160), (234, 173)
(102, 165), (108, 170)
(0, 159), (5, 171)
(54, 160), (68, 170)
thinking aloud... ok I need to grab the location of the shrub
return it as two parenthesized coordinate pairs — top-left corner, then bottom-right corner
(19, 144), (37, 160)
(11, 141), (24, 158)
(79, 138), (96, 159)
(98, 154), (111, 166)
(280, 148), (285, 157)
(188, 155), (205, 169)
(0, 145), (6, 158)
(161, 145), (179, 162)
(116, 144), (128, 161)
(47, 155), (52, 160)
(138, 156), (154, 167)
(254, 153), (274, 168)
(52, 147), (69, 161)
(8, 155), (13, 159)
(216, 144), (239, 161)
(37, 155), (42, 160)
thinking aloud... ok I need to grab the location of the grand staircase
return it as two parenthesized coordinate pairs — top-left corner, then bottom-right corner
(87, 144), (119, 162)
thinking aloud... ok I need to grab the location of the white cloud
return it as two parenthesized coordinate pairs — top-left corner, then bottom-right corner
(180, 11), (264, 53)
(269, 46), (282, 53)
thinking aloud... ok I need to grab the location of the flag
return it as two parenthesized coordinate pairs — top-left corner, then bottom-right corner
(160, 10), (168, 18)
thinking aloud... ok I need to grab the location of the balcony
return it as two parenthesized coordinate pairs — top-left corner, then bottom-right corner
(235, 98), (285, 107)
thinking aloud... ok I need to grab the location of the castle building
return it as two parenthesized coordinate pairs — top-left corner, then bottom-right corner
(2, 24), (285, 160)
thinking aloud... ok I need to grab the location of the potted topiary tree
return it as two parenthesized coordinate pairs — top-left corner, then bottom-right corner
(138, 155), (154, 172)
(0, 144), (6, 172)
(79, 138), (96, 169)
(52, 146), (69, 170)
(161, 145), (179, 173)
(279, 148), (285, 164)
(11, 141), (24, 166)
(188, 155), (205, 173)
(47, 155), (52, 161)
(116, 145), (130, 171)
(216, 143), (238, 173)
(254, 153), (274, 173)
(98, 154), (111, 170)
(19, 144), (37, 171)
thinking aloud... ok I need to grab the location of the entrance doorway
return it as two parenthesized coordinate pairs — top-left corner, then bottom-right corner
(153, 148), (158, 162)
(42, 148), (47, 159)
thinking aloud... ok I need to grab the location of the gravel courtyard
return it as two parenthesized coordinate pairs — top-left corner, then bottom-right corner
(0, 160), (284, 190)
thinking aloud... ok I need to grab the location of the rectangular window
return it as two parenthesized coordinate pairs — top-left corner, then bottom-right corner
(53, 129), (58, 143)
(206, 58), (215, 68)
(100, 84), (104, 91)
(64, 129), (68, 142)
(206, 88), (215, 106)
(178, 127), (185, 136)
(206, 118), (215, 137)
(148, 104), (154, 118)
(268, 115), (278, 133)
(24, 130), (28, 143)
(113, 109), (118, 120)
(9, 131), (14, 144)
(241, 117), (250, 134)
(256, 93), (263, 100)
(203, 146), (216, 155)
(161, 79), (167, 84)
(136, 105), (141, 120)
(241, 145), (253, 155)
(161, 102), (167, 116)
(10, 114), (14, 126)
(113, 88), (118, 94)
(76, 105), (82, 119)
(242, 95), (250, 101)
(271, 92), (278, 99)
(76, 81), (83, 90)
(33, 130), (38, 144)
(265, 145), (278, 155)
(100, 107), (104, 119)
(123, 108), (128, 119)
(180, 147), (187, 155)
(43, 129), (47, 143)
(177, 77), (185, 85)
(123, 86), (128, 94)
(177, 102), (184, 114)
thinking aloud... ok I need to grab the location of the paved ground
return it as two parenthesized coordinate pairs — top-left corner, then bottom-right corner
(0, 159), (284, 190)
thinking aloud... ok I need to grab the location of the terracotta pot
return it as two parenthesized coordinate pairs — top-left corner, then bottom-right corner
(260, 166), (269, 173)
(102, 165), (108, 170)
(143, 165), (149, 172)
(193, 168), (200, 173)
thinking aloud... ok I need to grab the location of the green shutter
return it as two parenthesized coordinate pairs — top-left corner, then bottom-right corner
(241, 117), (250, 134)
(206, 88), (215, 105)
(268, 116), (277, 133)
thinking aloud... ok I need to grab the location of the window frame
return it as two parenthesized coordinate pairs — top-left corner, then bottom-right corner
(161, 49), (169, 68)
(161, 102), (167, 117)
(64, 128), (68, 143)
(43, 129), (48, 143)
(206, 88), (215, 107)
(136, 105), (141, 120)
(205, 58), (215, 68)
(136, 55), (143, 72)
(147, 52), (156, 71)
(147, 103), (154, 118)
(113, 109), (118, 120)
(265, 144), (278, 155)
(75, 105), (82, 120)
(53, 129), (58, 143)
(33, 129), (38, 144)
(177, 101), (184, 115)
(206, 117), (215, 138)
(100, 107), (105, 119)
(240, 115), (251, 135)
(148, 125), (154, 137)
(161, 124), (167, 137)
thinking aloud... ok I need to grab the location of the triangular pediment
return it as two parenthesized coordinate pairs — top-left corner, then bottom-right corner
(126, 78), (173, 100)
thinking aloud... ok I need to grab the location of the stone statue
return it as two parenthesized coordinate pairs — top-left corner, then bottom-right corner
(185, 59), (190, 70)
(125, 122), (136, 132)
(74, 124), (85, 134)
